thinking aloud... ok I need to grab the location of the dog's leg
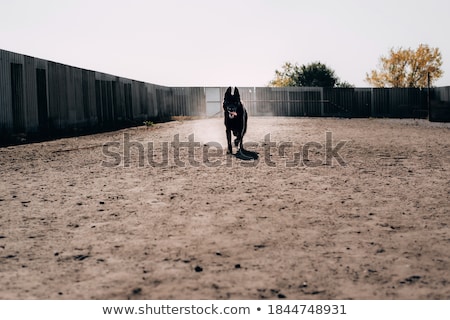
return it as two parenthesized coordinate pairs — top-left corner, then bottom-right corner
(234, 133), (240, 147)
(226, 129), (232, 154)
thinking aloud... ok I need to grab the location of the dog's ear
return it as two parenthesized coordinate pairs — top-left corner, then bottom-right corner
(224, 87), (232, 101)
(233, 87), (240, 101)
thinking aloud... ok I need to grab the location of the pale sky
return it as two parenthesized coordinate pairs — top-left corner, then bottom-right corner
(1, 0), (449, 87)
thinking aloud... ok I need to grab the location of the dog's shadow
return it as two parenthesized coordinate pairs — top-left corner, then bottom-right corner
(234, 149), (259, 161)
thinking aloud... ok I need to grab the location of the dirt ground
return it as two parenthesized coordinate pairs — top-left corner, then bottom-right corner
(0, 117), (449, 300)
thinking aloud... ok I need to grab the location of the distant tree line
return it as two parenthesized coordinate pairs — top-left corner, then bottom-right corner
(269, 61), (353, 88)
(270, 44), (443, 88)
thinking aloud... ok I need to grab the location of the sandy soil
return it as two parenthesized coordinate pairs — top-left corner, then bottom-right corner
(0, 117), (449, 300)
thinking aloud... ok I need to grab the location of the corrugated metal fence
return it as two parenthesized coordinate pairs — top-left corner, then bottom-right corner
(430, 86), (450, 121)
(229, 87), (431, 118)
(1, 49), (449, 143)
(1, 49), (205, 140)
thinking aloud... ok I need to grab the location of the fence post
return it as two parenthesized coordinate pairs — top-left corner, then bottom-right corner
(370, 88), (375, 117)
(320, 87), (324, 116)
(427, 72), (431, 120)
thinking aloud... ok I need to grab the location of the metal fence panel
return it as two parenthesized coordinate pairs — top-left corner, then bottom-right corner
(430, 86), (450, 121)
(0, 50), (14, 133)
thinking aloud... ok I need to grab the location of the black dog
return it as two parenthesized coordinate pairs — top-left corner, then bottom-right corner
(223, 87), (247, 154)
(223, 87), (258, 160)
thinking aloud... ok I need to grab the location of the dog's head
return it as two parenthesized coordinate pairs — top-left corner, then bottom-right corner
(223, 87), (242, 119)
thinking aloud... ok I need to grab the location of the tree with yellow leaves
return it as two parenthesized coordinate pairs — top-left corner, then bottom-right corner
(366, 44), (443, 88)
